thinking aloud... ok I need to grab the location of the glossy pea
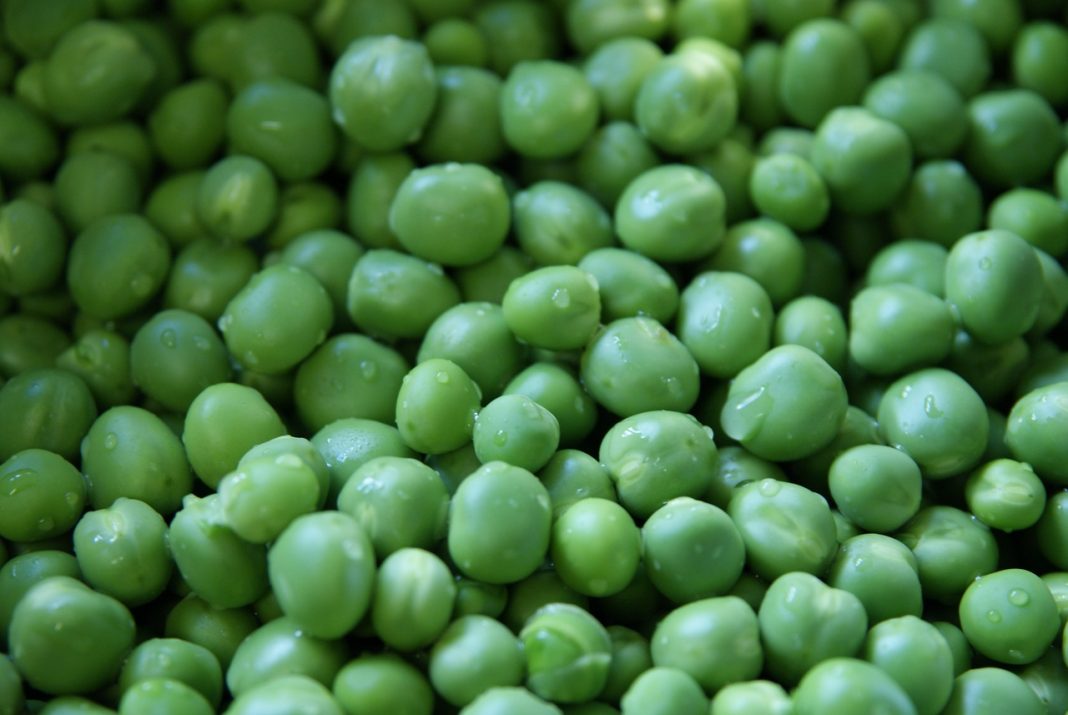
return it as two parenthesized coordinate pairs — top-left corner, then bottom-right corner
(864, 615), (955, 715)
(419, 302), (525, 400)
(551, 498), (640, 598)
(372, 547), (456, 652)
(164, 595), (258, 671)
(892, 161), (983, 247)
(941, 668), (1045, 715)
(677, 271), (773, 379)
(849, 284), (955, 377)
(792, 658), (915, 715)
(346, 249), (460, 341)
(1006, 383), (1068, 485)
(430, 615), (525, 707)
(965, 459), (1046, 532)
(827, 534), (923, 624)
(395, 358), (481, 455)
(229, 675), (342, 715)
(118, 678), (212, 715)
(578, 247), (679, 324)
(0, 369), (96, 463)
(576, 122), (660, 208)
(55, 330), (134, 408)
(965, 89), (1061, 188)
(0, 199), (66, 297)
(333, 655), (434, 715)
(705, 218), (804, 307)
(195, 155), (278, 242)
(895, 506), (998, 604)
(521, 603), (611, 704)
(0, 550), (80, 641)
(778, 19), (870, 128)
(500, 60), (598, 160)
(226, 617), (347, 697)
(621, 668), (707, 715)
(959, 568), (1060, 665)
(0, 449), (85, 543)
(130, 309), (230, 412)
(119, 638), (222, 708)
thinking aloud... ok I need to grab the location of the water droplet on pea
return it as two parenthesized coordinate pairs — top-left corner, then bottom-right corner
(192, 336), (211, 351)
(551, 287), (571, 308)
(758, 479), (781, 497)
(103, 433), (118, 450)
(37, 516), (54, 532)
(160, 329), (177, 348)
(435, 371), (450, 384)
(493, 430), (508, 446)
(64, 491), (80, 507)
(986, 609), (1002, 623)
(1008, 588), (1030, 606)
(5, 469), (37, 496)
(360, 360), (378, 380)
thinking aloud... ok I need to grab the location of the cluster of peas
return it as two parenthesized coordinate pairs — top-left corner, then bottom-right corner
(3, 0), (1068, 713)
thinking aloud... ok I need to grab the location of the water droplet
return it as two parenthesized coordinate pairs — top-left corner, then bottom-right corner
(37, 516), (54, 532)
(103, 433), (118, 450)
(923, 394), (943, 418)
(731, 386), (773, 441)
(192, 336), (211, 351)
(758, 479), (781, 497)
(979, 257), (992, 271)
(160, 329), (177, 348)
(493, 430), (508, 446)
(130, 274), (153, 296)
(986, 609), (1002, 623)
(435, 371), (450, 384)
(551, 288), (571, 308)
(64, 491), (80, 507)
(1009, 589), (1030, 606)
(5, 470), (37, 496)
(360, 360), (378, 381)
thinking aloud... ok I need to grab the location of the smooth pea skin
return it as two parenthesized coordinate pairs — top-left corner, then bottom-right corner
(643, 498), (744, 603)
(965, 459), (1046, 532)
(728, 479), (838, 581)
(448, 461), (551, 584)
(1006, 383), (1068, 485)
(759, 573), (868, 684)
(621, 668), (708, 715)
(333, 655), (433, 715)
(460, 687), (562, 715)
(600, 411), (717, 520)
(778, 19), (871, 128)
(720, 345), (848, 461)
(329, 36), (436, 151)
(864, 616), (955, 715)
(431, 615), (524, 707)
(677, 271), (773, 379)
(500, 61), (598, 159)
(164, 595), (258, 672)
(551, 497), (640, 597)
(0, 369), (96, 463)
(0, 448), (85, 543)
(218, 454), (321, 544)
(513, 181), (613, 266)
(829, 444), (923, 533)
(0, 551), (80, 641)
(9, 576), (135, 695)
(792, 658), (915, 715)
(73, 498), (170, 606)
(419, 301), (524, 399)
(520, 603), (611, 704)
(418, 66), (504, 163)
(269, 511), (375, 639)
(196, 155), (278, 242)
(227, 676), (342, 715)
(581, 317), (701, 417)
(220, 264), (333, 374)
(0, 653), (23, 715)
(502, 266), (601, 351)
(164, 239), (258, 321)
(346, 249), (461, 340)
(505, 364), (598, 447)
(583, 38), (663, 122)
(965, 89), (1061, 188)
(118, 678), (213, 715)
(749, 153), (829, 231)
(474, 394), (560, 472)
(863, 70), (967, 159)
(130, 309), (231, 412)
(959, 568), (1060, 666)
(169, 494), (268, 609)
(227, 618), (347, 697)
(878, 368), (989, 479)
(615, 165), (726, 263)
(892, 161), (983, 248)
(941, 668), (1046, 715)
(828, 534), (923, 624)
(372, 547), (455, 652)
(849, 284), (955, 376)
(895, 506), (998, 604)
(578, 248), (679, 324)
(312, 418), (416, 504)
(120, 638), (223, 708)
(395, 359), (481, 455)
(710, 680), (791, 715)
(0, 198), (66, 297)
(652, 596), (762, 693)
(537, 450), (616, 517)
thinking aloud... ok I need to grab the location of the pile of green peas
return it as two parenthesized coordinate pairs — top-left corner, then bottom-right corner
(2, 0), (1068, 712)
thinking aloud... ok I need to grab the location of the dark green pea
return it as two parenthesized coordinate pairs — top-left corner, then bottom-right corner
(395, 358), (481, 455)
(895, 506), (998, 604)
(0, 369), (95, 463)
(56, 330), (134, 407)
(1007, 383), (1068, 485)
(130, 309), (230, 412)
(53, 151), (141, 234)
(419, 67), (504, 164)
(419, 303), (524, 401)
(773, 296), (847, 373)
(169, 494), (268, 608)
(264, 181), (343, 249)
(279, 230), (363, 320)
(966, 90), (1061, 188)
(269, 511), (375, 639)
(0, 95), (58, 181)
(793, 658), (915, 715)
(229, 675), (342, 715)
(1018, 649), (1068, 715)
(778, 19), (870, 128)
(322, 0), (417, 55)
(334, 655), (433, 715)
(598, 625), (651, 705)
(576, 122), (660, 209)
(164, 595), (258, 671)
(501, 60), (599, 160)
(449, 461), (551, 585)
(706, 218), (804, 307)
(144, 171), (208, 248)
(933, 622), (972, 677)
(1013, 22), (1068, 107)
(347, 249), (461, 341)
(148, 79), (227, 171)
(431, 615), (524, 707)
(791, 405), (885, 495)
(3, 0), (97, 59)
(849, 284), (955, 376)
(863, 70), (967, 159)
(196, 155), (278, 242)
(521, 603), (611, 704)
(828, 534), (923, 623)
(423, 18), (489, 67)
(0, 199), (66, 297)
(227, 12), (322, 90)
(800, 238), (849, 305)
(226, 617), (347, 697)
(454, 578), (508, 620)
(948, 330), (1030, 404)
(931, 0), (1021, 53)
(989, 189), (1068, 258)
(372, 547), (455, 651)
(66, 214), (170, 320)
(473, 0), (559, 74)
(704, 445), (785, 509)
(120, 638), (222, 708)
(82, 406), (191, 515)
(582, 38), (661, 123)
(345, 152), (412, 251)
(42, 21), (154, 126)
(898, 19), (990, 97)
(828, 444), (922, 533)
(678, 271), (773, 379)
(691, 136), (756, 224)
(739, 41), (783, 133)
(454, 246), (534, 306)
(0, 550), (79, 642)
(960, 568), (1059, 666)
(73, 497), (170, 606)
(0, 652), (23, 714)
(118, 678), (212, 715)
(164, 239), (258, 322)
(621, 667), (707, 715)
(0, 448), (84, 543)
(0, 314), (70, 378)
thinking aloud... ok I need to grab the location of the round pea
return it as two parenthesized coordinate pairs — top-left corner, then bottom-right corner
(863, 69), (967, 159)
(898, 19), (991, 98)
(118, 678), (213, 715)
(504, 364), (598, 447)
(941, 668), (1045, 715)
(418, 67), (504, 164)
(431, 615), (525, 707)
(226, 618), (346, 697)
(461, 687), (562, 715)
(578, 247), (679, 324)
(829, 444), (922, 533)
(229, 675), (343, 715)
(521, 603), (611, 704)
(705, 218), (805, 307)
(576, 121), (660, 208)
(0, 198), (66, 297)
(965, 459), (1046, 532)
(1012, 22), (1068, 107)
(895, 506), (998, 604)
(965, 89), (1061, 188)
(0, 369), (96, 463)
(502, 266), (602, 352)
(130, 309), (230, 412)
(474, 394), (560, 472)
(0, 449), (85, 543)
(164, 595), (258, 671)
(395, 358), (481, 455)
(148, 79), (227, 171)
(778, 19), (870, 128)
(119, 638), (222, 708)
(792, 658), (915, 715)
(827, 534), (923, 624)
(333, 655), (434, 715)
(371, 547), (455, 652)
(500, 60), (598, 159)
(551, 498), (640, 598)
(56, 330), (135, 408)
(566, 0), (671, 54)
(849, 284), (955, 376)
(195, 155), (278, 242)
(960, 568), (1060, 666)
(749, 153), (829, 231)
(513, 182), (613, 267)
(710, 680), (790, 715)
(677, 271), (773, 379)
(864, 615), (955, 715)
(583, 37), (663, 122)
(1006, 383), (1068, 485)
(621, 667), (708, 715)
(217, 454), (321, 544)
(635, 51), (737, 154)
(893, 160), (983, 248)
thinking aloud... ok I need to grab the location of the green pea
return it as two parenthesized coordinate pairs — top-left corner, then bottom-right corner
(333, 655), (433, 715)
(1007, 383), (1068, 485)
(418, 67), (504, 164)
(583, 38), (662, 122)
(1018, 648), (1068, 715)
(55, 330), (133, 407)
(144, 171), (208, 248)
(895, 506), (998, 604)
(792, 658), (915, 715)
(346, 249), (460, 341)
(66, 214), (170, 321)
(217, 452), (320, 543)
(677, 271), (773, 379)
(501, 266), (601, 353)
(576, 122), (660, 209)
(748, 153), (829, 230)
(0, 368), (96, 463)
(674, 0), (749, 46)
(942, 668), (1046, 715)
(196, 155), (278, 242)
(898, 19), (990, 98)
(989, 189), (1068, 259)
(771, 296), (847, 373)
(0, 652), (23, 715)
(0, 199), (66, 298)
(322, 0), (417, 55)
(576, 248), (676, 325)
(966, 90), (1061, 188)
(778, 19), (869, 128)
(654, 597), (762, 694)
(344, 153), (412, 250)
(55, 151), (141, 236)
(705, 218), (804, 307)
(828, 444), (922, 533)
(600, 626), (651, 705)
(454, 578), (508, 620)
(0, 550), (80, 641)
(621, 667), (708, 715)
(117, 678), (212, 715)
(800, 238), (849, 305)
(395, 358), (481, 455)
(448, 461), (551, 584)
(265, 182), (343, 249)
(842, 0), (906, 73)
(10, 576), (134, 695)
(278, 230), (363, 319)
(473, 394), (560, 472)
(329, 35), (435, 152)
(933, 622), (973, 677)
(704, 445), (784, 509)
(827, 534), (923, 624)
(130, 309), (230, 412)
(147, 79), (226, 171)
(311, 419), (413, 506)
(710, 680), (790, 715)
(461, 687), (562, 715)
(423, 18), (489, 68)
(169, 494), (268, 608)
(0, 95), (58, 181)
(37, 697), (117, 715)
(0, 314), (69, 378)
(228, 675), (342, 715)
(226, 617), (347, 697)
(550, 497), (639, 598)
(3, 0), (97, 59)
(866, 241), (948, 298)
(965, 459), (1046, 533)
(512, 183), (612, 268)
(566, 0), (670, 53)
(164, 595), (258, 671)
(119, 638), (222, 708)
(931, 0), (1021, 52)
(390, 163), (510, 267)
(849, 284), (955, 376)
(960, 568), (1060, 665)
(371, 547), (455, 652)
(65, 121), (153, 187)
(520, 603), (611, 704)
(537, 450), (616, 518)
(455, 246), (534, 306)
(864, 70), (967, 159)
(0, 449), (85, 543)
(1012, 22), (1068, 107)
(431, 615), (524, 707)
(500, 60), (598, 159)
(862, 616), (954, 715)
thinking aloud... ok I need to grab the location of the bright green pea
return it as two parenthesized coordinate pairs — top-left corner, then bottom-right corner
(119, 638), (222, 708)
(118, 678), (212, 715)
(312, 418), (415, 504)
(0, 550), (79, 642)
(577, 248), (676, 324)
(0, 449), (85, 543)
(56, 330), (134, 407)
(1007, 383), (1068, 485)
(502, 266), (601, 352)
(462, 687), (562, 715)
(551, 498), (639, 598)
(268, 511), (374, 639)
(130, 309), (230, 412)
(960, 568), (1060, 665)
(226, 617), (346, 697)
(827, 534), (923, 623)
(0, 368), (96, 463)
(966, 90), (1061, 188)
(965, 459), (1046, 532)
(474, 394), (560, 472)
(295, 334), (408, 431)
(520, 602), (611, 704)
(944, 668), (1046, 715)
(66, 214), (170, 321)
(333, 655), (433, 715)
(599, 411), (717, 520)
(164, 595), (258, 671)
(329, 35), (435, 152)
(169, 494), (268, 609)
(988, 189), (1068, 258)
(390, 163), (510, 267)
(576, 122), (660, 209)
(228, 675), (342, 715)
(1013, 22), (1068, 107)
(217, 453), (320, 543)
(73, 497), (170, 606)
(792, 658), (915, 715)
(864, 70), (967, 159)
(448, 461), (551, 584)
(144, 171), (209, 248)
(346, 249), (460, 341)
(344, 152), (412, 250)
(778, 19), (869, 128)
(500, 60), (598, 160)
(419, 303), (523, 400)
(771, 296), (847, 373)
(395, 358), (481, 455)
(849, 284), (955, 376)
(196, 154), (278, 243)
(423, 18), (489, 67)
(371, 547), (455, 652)
(537, 450), (616, 518)
(704, 445), (784, 509)
(677, 271), (773, 379)
(651, 596), (761, 694)
(0, 199), (66, 297)
(828, 444), (922, 533)
(705, 218), (804, 307)
(935, 622), (972, 677)
(418, 67), (503, 163)
(898, 19), (990, 97)
(430, 615), (524, 707)
(513, 182), (613, 267)
(337, 456), (447, 558)
(895, 506), (998, 604)
(583, 38), (662, 122)
(842, 0), (906, 73)
(864, 615), (955, 715)
(748, 153), (828, 231)
(621, 667), (708, 715)
(866, 239), (949, 297)
(710, 680), (790, 715)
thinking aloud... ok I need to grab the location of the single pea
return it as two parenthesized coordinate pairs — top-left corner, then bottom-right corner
(704, 445), (785, 509)
(461, 687), (563, 715)
(423, 18), (489, 67)
(566, 0), (670, 53)
(279, 230), (363, 320)
(778, 19), (870, 128)
(455, 246), (534, 305)
(740, 41), (784, 133)
(513, 182), (613, 267)
(504, 364), (598, 447)
(898, 18), (991, 97)
(748, 153), (829, 231)
(228, 675), (343, 715)
(772, 296), (847, 373)
(947, 668), (1047, 715)
(130, 309), (231, 412)
(878, 368), (989, 479)
(66, 214), (170, 320)
(893, 160), (983, 247)
(792, 405), (886, 495)
(164, 595), (258, 671)
(324, 0), (418, 56)
(1018, 648), (1068, 715)
(371, 547), (455, 652)
(119, 638), (222, 708)
(448, 461), (551, 585)
(144, 171), (209, 248)
(500, 60), (598, 159)
(73, 497), (170, 607)
(988, 189), (1068, 258)
(583, 38), (663, 122)
(0, 653), (23, 715)
(0, 314), (70, 378)
(0, 550), (80, 642)
(474, 394), (560, 472)
(866, 239), (949, 297)
(454, 578), (508, 620)
(537, 450), (616, 518)
(1013, 22), (1068, 107)
(690, 135), (756, 224)
(337, 456), (447, 558)
(333, 655), (433, 715)
(960, 569), (1060, 666)
(117, 678), (213, 715)
(65, 120), (154, 187)
(520, 603), (611, 704)
(621, 667), (708, 715)
(226, 617), (347, 697)
(1043, 572), (1068, 627)
(705, 218), (805, 307)
(195, 154), (278, 242)
(965, 459), (1046, 532)
(849, 284), (955, 376)
(842, 0), (906, 73)
(677, 271), (773, 379)
(1025, 252), (1068, 339)
(329, 35), (436, 152)
(895, 506), (998, 604)
(0, 95), (58, 181)
(931, 0), (1021, 52)
(0, 449), (85, 543)
(709, 680), (790, 715)
(550, 497), (640, 598)
(792, 658), (915, 715)
(576, 122), (660, 208)
(577, 247), (677, 324)
(0, 199), (66, 297)
(503, 568), (590, 633)
(144, 79), (226, 171)
(965, 90), (1061, 188)
(418, 67), (503, 163)
(1007, 383), (1068, 485)
(828, 445), (922, 533)
(217, 453), (320, 544)
(345, 152), (413, 250)
(827, 534), (923, 623)
(266, 182), (343, 251)
(169, 494), (268, 609)
(0, 368), (96, 463)
(864, 615), (955, 715)
(56, 329), (134, 407)
(502, 266), (601, 352)
(933, 622), (973, 677)
(395, 358), (481, 455)
(430, 615), (525, 707)
(863, 70), (967, 159)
